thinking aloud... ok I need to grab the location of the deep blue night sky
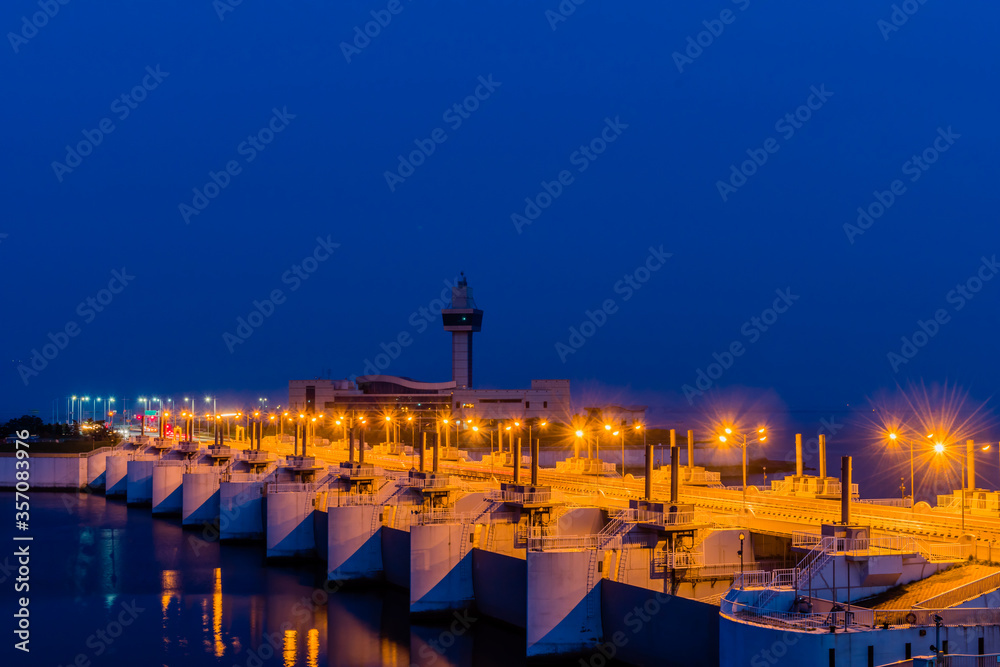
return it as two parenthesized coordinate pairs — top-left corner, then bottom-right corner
(3, 0), (999, 429)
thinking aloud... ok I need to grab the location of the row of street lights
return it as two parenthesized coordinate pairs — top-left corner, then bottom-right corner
(68, 395), (117, 424)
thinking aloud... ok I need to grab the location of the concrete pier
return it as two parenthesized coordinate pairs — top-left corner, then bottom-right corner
(85, 448), (112, 488)
(327, 504), (384, 582)
(266, 484), (317, 558)
(126, 456), (157, 505)
(220, 479), (267, 540)
(409, 493), (489, 615)
(182, 466), (222, 526)
(151, 461), (186, 515)
(105, 452), (131, 497)
(410, 520), (475, 615)
(526, 549), (601, 658)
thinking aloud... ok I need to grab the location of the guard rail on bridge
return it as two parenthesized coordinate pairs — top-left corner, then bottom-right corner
(722, 595), (1000, 632)
(915, 570), (1000, 609)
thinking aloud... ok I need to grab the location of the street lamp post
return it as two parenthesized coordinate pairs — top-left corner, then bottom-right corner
(738, 532), (745, 578)
(719, 427), (766, 513)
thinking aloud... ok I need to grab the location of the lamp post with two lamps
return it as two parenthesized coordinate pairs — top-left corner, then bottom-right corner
(718, 426), (766, 513)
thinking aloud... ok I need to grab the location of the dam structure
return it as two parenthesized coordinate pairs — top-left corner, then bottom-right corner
(7, 279), (1000, 666)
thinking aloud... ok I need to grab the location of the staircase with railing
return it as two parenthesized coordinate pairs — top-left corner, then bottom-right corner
(596, 510), (632, 551)
(794, 541), (834, 596)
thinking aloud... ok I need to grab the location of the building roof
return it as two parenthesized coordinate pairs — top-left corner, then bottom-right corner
(356, 375), (457, 392)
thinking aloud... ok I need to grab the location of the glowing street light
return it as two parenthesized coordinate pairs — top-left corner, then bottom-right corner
(885, 426), (937, 501)
(718, 425), (767, 513)
(934, 442), (964, 532)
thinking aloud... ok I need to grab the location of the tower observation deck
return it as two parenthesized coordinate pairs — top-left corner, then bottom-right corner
(441, 273), (483, 389)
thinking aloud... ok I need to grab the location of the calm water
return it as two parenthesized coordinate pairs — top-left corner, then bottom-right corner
(2, 492), (526, 667)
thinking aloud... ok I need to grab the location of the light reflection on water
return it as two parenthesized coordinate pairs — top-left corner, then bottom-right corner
(9, 492), (525, 667)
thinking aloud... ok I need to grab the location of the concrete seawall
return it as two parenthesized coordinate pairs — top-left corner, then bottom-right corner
(0, 450), (113, 489)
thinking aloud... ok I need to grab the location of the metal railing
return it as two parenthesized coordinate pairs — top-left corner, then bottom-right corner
(792, 531), (822, 548)
(328, 491), (376, 507)
(527, 531), (597, 551)
(227, 472), (270, 483)
(723, 597), (1000, 631)
(733, 570), (773, 589)
(915, 539), (971, 562)
(792, 532), (922, 556)
(916, 570), (1000, 609)
(630, 508), (666, 524)
(401, 475), (450, 489)
(659, 511), (697, 526)
(822, 481), (860, 496)
(932, 654), (1000, 667)
(733, 568), (799, 590)
(340, 464), (379, 477)
(857, 497), (914, 508)
(683, 470), (722, 485)
(266, 482), (315, 493)
(486, 488), (553, 504)
(417, 510), (476, 525)
(666, 551), (704, 569)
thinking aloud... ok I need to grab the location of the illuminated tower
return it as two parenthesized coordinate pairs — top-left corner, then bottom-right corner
(441, 273), (483, 389)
